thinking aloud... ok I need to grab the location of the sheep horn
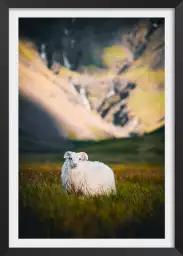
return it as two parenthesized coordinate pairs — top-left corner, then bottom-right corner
(79, 152), (88, 161)
(64, 151), (72, 159)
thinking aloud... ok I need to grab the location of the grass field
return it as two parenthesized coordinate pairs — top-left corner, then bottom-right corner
(19, 129), (165, 238)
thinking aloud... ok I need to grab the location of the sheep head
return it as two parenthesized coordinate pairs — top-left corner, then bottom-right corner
(63, 151), (88, 168)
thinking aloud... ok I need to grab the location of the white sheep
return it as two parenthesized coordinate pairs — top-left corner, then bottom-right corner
(61, 151), (116, 196)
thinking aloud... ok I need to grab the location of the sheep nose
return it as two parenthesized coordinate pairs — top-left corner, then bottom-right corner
(73, 163), (77, 167)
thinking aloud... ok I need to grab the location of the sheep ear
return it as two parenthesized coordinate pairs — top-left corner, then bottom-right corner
(64, 151), (72, 159)
(79, 152), (88, 161)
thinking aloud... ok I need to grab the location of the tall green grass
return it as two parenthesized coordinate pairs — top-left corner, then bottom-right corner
(19, 166), (164, 238)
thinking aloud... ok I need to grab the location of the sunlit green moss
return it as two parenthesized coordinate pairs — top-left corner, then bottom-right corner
(19, 43), (34, 61)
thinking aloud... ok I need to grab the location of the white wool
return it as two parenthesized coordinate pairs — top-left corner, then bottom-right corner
(61, 152), (116, 196)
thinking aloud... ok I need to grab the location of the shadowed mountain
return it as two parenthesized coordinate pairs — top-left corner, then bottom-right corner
(19, 93), (74, 153)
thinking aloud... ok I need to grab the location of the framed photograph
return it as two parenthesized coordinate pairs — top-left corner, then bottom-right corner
(0, 2), (181, 256)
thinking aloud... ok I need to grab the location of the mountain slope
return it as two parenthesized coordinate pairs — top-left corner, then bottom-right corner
(19, 19), (165, 151)
(19, 40), (133, 152)
(85, 20), (165, 133)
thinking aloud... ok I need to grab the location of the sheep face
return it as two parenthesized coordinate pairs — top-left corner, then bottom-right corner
(63, 151), (88, 168)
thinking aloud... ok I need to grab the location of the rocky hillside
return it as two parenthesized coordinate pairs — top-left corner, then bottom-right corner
(93, 19), (165, 134)
(19, 41), (134, 152)
(19, 18), (165, 152)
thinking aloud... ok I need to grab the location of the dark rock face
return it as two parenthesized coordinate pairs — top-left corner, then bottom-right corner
(127, 82), (136, 90)
(128, 132), (139, 138)
(114, 111), (129, 127)
(19, 18), (153, 71)
(120, 91), (129, 100)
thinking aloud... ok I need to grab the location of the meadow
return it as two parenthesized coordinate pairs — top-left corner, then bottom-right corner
(19, 129), (165, 238)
